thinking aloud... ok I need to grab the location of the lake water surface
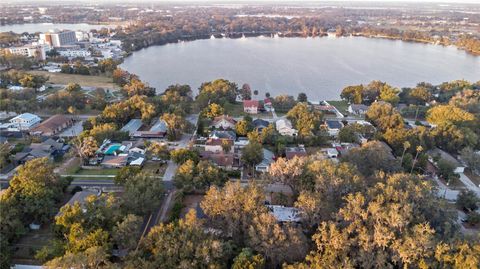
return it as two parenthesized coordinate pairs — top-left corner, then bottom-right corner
(123, 36), (479, 100)
(0, 23), (115, 33)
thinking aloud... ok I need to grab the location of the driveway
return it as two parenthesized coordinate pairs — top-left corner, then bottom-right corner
(163, 160), (178, 182)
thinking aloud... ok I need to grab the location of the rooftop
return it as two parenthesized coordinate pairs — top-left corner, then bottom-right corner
(267, 205), (301, 222)
(121, 119), (143, 135)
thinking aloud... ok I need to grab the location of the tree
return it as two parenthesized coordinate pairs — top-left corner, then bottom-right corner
(147, 141), (170, 160)
(340, 85), (364, 104)
(435, 241), (480, 268)
(240, 83), (252, 100)
(221, 139), (232, 153)
(123, 78), (154, 97)
(112, 214), (143, 251)
(341, 141), (401, 176)
(287, 173), (455, 269)
(114, 166), (141, 185)
(426, 104), (476, 126)
(201, 182), (265, 244)
(269, 156), (309, 195)
(196, 79), (238, 108)
(44, 246), (112, 269)
(236, 118), (254, 136)
(170, 148), (199, 164)
(410, 145), (424, 173)
(286, 102), (322, 137)
(123, 172), (164, 215)
(9, 158), (68, 224)
(202, 103), (224, 119)
(456, 190), (479, 211)
(161, 113), (186, 141)
(232, 248), (265, 269)
(431, 122), (478, 153)
(460, 147), (480, 175)
(242, 140), (264, 173)
(338, 125), (359, 143)
(175, 160), (228, 191)
(379, 84), (400, 105)
(365, 101), (404, 131)
(297, 92), (308, 103)
(73, 136), (98, 164)
(0, 143), (10, 170)
(131, 210), (233, 268)
(436, 159), (459, 184)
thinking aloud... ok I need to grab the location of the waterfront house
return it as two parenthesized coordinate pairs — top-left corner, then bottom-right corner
(243, 100), (260, 114)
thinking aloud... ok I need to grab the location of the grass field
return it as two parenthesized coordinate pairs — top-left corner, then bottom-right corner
(75, 168), (119, 176)
(327, 100), (349, 114)
(223, 102), (245, 117)
(28, 70), (120, 90)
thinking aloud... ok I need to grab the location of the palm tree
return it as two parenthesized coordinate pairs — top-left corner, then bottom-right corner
(400, 141), (411, 165)
(410, 145), (423, 174)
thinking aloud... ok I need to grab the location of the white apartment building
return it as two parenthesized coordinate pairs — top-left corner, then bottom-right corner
(40, 30), (77, 47)
(58, 49), (91, 58)
(8, 45), (47, 61)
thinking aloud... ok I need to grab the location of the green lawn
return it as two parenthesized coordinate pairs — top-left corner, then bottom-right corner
(75, 168), (119, 176)
(326, 100), (349, 114)
(223, 102), (245, 117)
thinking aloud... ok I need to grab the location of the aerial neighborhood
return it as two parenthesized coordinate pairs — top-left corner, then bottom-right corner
(0, 2), (479, 269)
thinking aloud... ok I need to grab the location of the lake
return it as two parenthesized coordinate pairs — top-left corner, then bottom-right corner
(0, 23), (115, 33)
(121, 36), (480, 100)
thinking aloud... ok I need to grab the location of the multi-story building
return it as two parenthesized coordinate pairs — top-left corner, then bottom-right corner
(40, 30), (77, 47)
(57, 49), (91, 58)
(8, 44), (47, 60)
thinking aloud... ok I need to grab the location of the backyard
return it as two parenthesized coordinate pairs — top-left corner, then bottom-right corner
(28, 70), (120, 90)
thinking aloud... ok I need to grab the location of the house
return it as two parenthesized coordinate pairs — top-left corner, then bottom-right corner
(313, 105), (337, 115)
(243, 100), (260, 114)
(121, 119), (143, 136)
(14, 138), (67, 164)
(253, 118), (269, 132)
(128, 152), (145, 166)
(209, 130), (237, 140)
(276, 119), (297, 137)
(30, 114), (74, 136)
(234, 137), (250, 149)
(427, 148), (465, 174)
(133, 119), (168, 138)
(205, 138), (234, 153)
(211, 115), (236, 129)
(205, 153), (241, 170)
(255, 148), (275, 173)
(285, 145), (307, 160)
(266, 205), (301, 223)
(4, 113), (41, 131)
(326, 148), (339, 158)
(264, 98), (273, 112)
(325, 120), (344, 136)
(101, 154), (128, 168)
(348, 104), (369, 115)
(56, 189), (101, 217)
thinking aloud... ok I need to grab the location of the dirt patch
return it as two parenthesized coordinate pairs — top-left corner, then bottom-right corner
(180, 194), (205, 218)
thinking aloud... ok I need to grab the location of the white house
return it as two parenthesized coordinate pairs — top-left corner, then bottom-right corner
(348, 104), (369, 115)
(267, 205), (301, 223)
(275, 119), (297, 137)
(211, 115), (236, 129)
(205, 138), (234, 153)
(6, 113), (41, 131)
(58, 49), (91, 58)
(243, 100), (260, 114)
